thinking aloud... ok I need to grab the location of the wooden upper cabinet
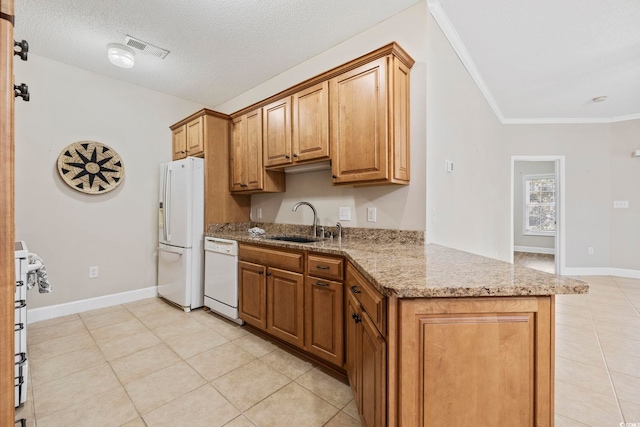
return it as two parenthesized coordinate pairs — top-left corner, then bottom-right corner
(292, 81), (330, 164)
(170, 109), (251, 225)
(230, 109), (285, 194)
(263, 97), (292, 168)
(171, 116), (204, 160)
(245, 109), (263, 191)
(171, 125), (187, 160)
(330, 54), (411, 186)
(263, 81), (330, 170)
(185, 116), (204, 156)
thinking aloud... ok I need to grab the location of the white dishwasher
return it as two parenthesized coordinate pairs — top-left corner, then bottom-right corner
(203, 237), (243, 324)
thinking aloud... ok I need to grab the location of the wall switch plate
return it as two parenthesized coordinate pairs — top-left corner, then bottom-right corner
(339, 207), (351, 221)
(89, 266), (99, 278)
(613, 200), (629, 208)
(257, 207), (263, 219)
(588, 247), (594, 255)
(367, 207), (377, 222)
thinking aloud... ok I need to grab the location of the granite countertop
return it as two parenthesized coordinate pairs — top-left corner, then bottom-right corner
(206, 224), (588, 299)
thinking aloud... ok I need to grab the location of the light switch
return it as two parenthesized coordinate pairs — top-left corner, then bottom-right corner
(339, 207), (351, 221)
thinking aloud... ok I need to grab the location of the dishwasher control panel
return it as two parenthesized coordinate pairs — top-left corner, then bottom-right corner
(204, 237), (238, 255)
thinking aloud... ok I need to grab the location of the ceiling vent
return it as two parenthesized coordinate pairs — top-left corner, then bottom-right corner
(124, 36), (169, 59)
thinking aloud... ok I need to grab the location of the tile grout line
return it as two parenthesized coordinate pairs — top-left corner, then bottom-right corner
(584, 279), (626, 424)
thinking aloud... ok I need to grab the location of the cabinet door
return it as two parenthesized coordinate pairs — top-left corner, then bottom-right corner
(186, 116), (204, 157)
(360, 312), (386, 427)
(238, 261), (266, 329)
(172, 125), (187, 160)
(230, 115), (246, 191)
(398, 297), (551, 427)
(330, 57), (388, 184)
(245, 109), (264, 191)
(345, 290), (361, 402)
(263, 97), (292, 168)
(305, 277), (343, 366)
(293, 81), (329, 163)
(267, 267), (304, 347)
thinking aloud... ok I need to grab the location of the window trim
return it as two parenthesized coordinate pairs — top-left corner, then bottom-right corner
(523, 173), (556, 237)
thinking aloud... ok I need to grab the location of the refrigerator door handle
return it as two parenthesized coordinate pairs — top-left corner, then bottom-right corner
(158, 245), (184, 256)
(164, 166), (172, 241)
(161, 166), (168, 241)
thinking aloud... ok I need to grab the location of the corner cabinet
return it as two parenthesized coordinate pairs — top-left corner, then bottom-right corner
(230, 109), (285, 193)
(345, 264), (387, 427)
(169, 109), (251, 226)
(330, 50), (412, 186)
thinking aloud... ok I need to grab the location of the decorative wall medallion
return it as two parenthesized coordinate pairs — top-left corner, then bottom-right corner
(57, 141), (124, 194)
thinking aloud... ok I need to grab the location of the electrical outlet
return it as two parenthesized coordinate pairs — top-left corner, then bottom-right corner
(367, 207), (377, 222)
(339, 207), (351, 221)
(588, 247), (594, 255)
(89, 266), (99, 278)
(613, 200), (629, 209)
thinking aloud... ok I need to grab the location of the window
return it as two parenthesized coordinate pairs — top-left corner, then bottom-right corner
(523, 174), (555, 235)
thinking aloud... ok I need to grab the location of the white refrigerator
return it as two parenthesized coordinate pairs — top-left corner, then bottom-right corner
(157, 157), (204, 311)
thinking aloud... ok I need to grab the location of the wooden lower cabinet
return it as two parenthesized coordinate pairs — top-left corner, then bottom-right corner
(396, 296), (554, 427)
(304, 277), (343, 366)
(267, 268), (304, 347)
(238, 261), (267, 329)
(346, 278), (386, 427)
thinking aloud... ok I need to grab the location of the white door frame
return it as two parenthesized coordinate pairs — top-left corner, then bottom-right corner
(510, 155), (566, 275)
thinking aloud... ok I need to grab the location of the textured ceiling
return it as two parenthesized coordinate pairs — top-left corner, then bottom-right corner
(14, 1), (640, 122)
(432, 0), (640, 122)
(14, 0), (421, 109)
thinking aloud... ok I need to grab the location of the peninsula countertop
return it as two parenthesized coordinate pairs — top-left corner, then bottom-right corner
(205, 229), (588, 299)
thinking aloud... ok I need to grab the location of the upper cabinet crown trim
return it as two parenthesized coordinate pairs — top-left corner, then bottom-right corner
(230, 42), (414, 119)
(170, 108), (230, 131)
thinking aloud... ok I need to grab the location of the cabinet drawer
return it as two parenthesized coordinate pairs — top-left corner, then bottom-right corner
(346, 263), (386, 335)
(307, 254), (343, 280)
(239, 244), (304, 273)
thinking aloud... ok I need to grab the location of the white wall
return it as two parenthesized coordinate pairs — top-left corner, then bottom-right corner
(609, 120), (640, 270)
(503, 124), (612, 269)
(14, 54), (205, 308)
(216, 2), (429, 231)
(425, 13), (507, 260)
(513, 161), (555, 250)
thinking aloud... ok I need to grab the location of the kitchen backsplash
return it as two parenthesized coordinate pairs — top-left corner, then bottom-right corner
(207, 222), (425, 245)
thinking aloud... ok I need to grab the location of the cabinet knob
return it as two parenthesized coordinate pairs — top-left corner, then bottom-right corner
(293, 154), (298, 158)
(350, 285), (361, 294)
(14, 39), (29, 61)
(352, 313), (361, 323)
(266, 272), (272, 277)
(258, 270), (264, 275)
(285, 155), (290, 159)
(332, 175), (337, 179)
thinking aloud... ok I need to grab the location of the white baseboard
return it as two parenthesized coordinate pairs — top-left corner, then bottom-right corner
(28, 286), (158, 324)
(562, 267), (640, 279)
(514, 246), (555, 255)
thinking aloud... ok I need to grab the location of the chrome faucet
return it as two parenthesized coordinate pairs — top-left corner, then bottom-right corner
(336, 222), (342, 240)
(292, 201), (318, 238)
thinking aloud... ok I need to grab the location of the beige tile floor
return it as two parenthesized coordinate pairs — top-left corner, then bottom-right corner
(15, 275), (640, 426)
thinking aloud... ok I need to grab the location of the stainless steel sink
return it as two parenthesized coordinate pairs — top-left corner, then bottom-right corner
(266, 236), (318, 244)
